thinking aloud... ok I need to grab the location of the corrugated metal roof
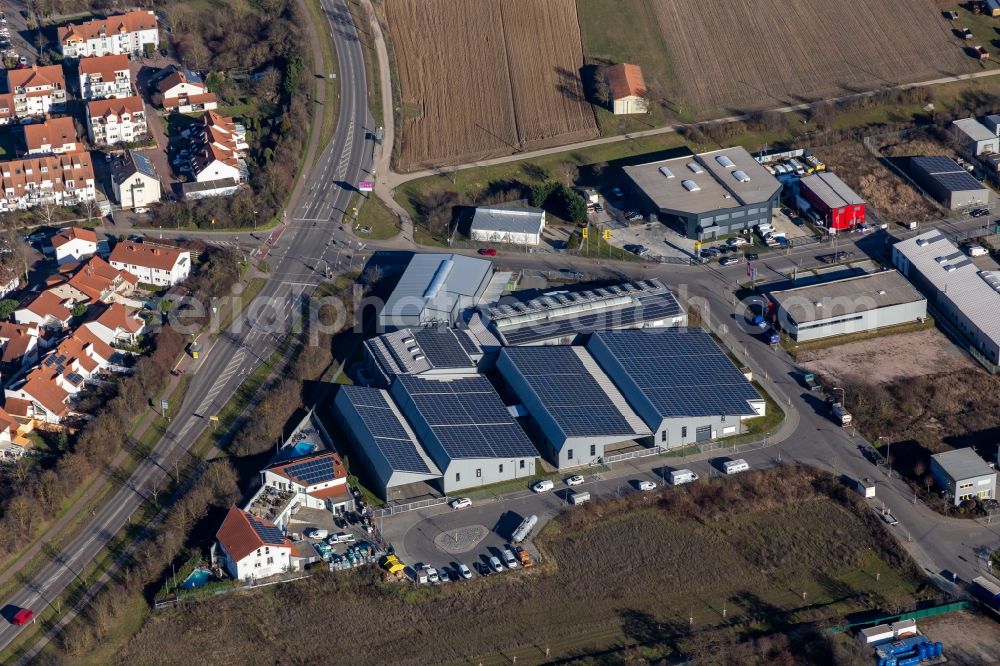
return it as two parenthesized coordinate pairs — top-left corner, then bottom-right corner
(953, 118), (997, 143)
(894, 231), (1000, 345)
(932, 448), (995, 481)
(470, 205), (545, 235)
(800, 171), (864, 210)
(382, 253), (494, 324)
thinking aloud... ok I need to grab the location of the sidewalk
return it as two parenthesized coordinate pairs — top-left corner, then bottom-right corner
(0, 369), (187, 590)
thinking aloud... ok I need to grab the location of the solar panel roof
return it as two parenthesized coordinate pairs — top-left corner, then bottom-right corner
(283, 457), (338, 486)
(500, 347), (645, 437)
(394, 376), (537, 460)
(590, 329), (761, 418)
(248, 514), (286, 545)
(498, 291), (683, 346)
(411, 327), (476, 369)
(339, 386), (436, 474)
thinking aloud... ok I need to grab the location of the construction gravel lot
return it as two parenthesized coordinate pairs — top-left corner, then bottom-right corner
(798, 328), (975, 386)
(919, 611), (1000, 665)
(643, 0), (975, 117)
(381, 0), (598, 171)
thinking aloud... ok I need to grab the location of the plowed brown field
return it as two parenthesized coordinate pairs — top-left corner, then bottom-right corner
(649, 0), (976, 115)
(384, 0), (598, 171)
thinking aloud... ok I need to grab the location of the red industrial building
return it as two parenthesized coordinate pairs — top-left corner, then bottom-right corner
(799, 172), (866, 231)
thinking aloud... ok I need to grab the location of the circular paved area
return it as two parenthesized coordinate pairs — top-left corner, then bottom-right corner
(433, 525), (489, 554)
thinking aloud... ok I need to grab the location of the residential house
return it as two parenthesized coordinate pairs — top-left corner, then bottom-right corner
(4, 65), (68, 118)
(80, 302), (145, 346)
(606, 63), (648, 115)
(51, 226), (98, 265)
(0, 322), (41, 384)
(0, 407), (17, 446)
(77, 54), (133, 99)
(58, 10), (159, 58)
(4, 329), (115, 423)
(109, 241), (190, 286)
(260, 452), (353, 519)
(0, 93), (13, 125)
(22, 117), (81, 156)
(14, 290), (73, 331)
(46, 256), (138, 305)
(0, 265), (19, 298)
(85, 96), (147, 146)
(0, 152), (97, 212)
(156, 66), (218, 113)
(215, 506), (294, 582)
(111, 151), (160, 209)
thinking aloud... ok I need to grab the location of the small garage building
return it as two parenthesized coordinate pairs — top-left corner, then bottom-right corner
(799, 172), (865, 231)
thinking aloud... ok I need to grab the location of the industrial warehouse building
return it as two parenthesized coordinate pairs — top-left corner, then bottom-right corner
(475, 279), (687, 348)
(769, 271), (927, 342)
(893, 231), (1000, 365)
(907, 156), (989, 210)
(334, 376), (538, 498)
(496, 346), (651, 469)
(930, 448), (997, 506)
(952, 118), (1000, 157)
(363, 326), (482, 387)
(377, 253), (509, 331)
(469, 205), (545, 246)
(586, 329), (765, 448)
(798, 171), (866, 231)
(623, 146), (781, 240)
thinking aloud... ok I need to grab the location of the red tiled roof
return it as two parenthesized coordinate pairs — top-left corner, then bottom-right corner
(215, 507), (291, 563)
(0, 151), (95, 201)
(3, 398), (33, 419)
(163, 92), (217, 109)
(18, 368), (70, 418)
(58, 10), (157, 44)
(156, 69), (206, 95)
(66, 256), (126, 302)
(606, 63), (647, 100)
(87, 95), (144, 120)
(93, 302), (142, 334)
(5, 65), (66, 91)
(78, 54), (130, 81)
(23, 117), (79, 153)
(63, 328), (115, 366)
(51, 226), (97, 250)
(109, 241), (187, 272)
(0, 322), (37, 364)
(266, 452), (348, 488)
(0, 93), (13, 121)
(308, 485), (351, 501)
(0, 407), (17, 435)
(22, 290), (72, 322)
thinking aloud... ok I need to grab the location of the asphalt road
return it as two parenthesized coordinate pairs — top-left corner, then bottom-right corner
(0, 0), (372, 655)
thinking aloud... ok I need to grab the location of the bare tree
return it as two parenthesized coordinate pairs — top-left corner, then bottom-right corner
(593, 67), (611, 107)
(38, 201), (58, 227)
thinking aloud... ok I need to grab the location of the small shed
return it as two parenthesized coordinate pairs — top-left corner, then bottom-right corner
(606, 63), (648, 115)
(858, 624), (894, 646)
(989, 0), (1000, 17)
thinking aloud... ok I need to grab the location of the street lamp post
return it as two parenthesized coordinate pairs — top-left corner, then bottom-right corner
(253, 209), (259, 231)
(832, 386), (846, 407)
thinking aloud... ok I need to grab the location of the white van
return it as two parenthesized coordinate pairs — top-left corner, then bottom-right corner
(723, 459), (750, 475)
(569, 490), (590, 505)
(670, 469), (698, 486)
(532, 479), (554, 493)
(965, 243), (988, 257)
(755, 224), (774, 235)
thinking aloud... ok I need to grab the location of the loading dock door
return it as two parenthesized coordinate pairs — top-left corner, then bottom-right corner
(695, 425), (712, 442)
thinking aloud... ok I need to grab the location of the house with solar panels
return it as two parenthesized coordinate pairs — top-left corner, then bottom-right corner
(258, 452), (353, 524)
(334, 385), (443, 499)
(586, 329), (765, 448)
(214, 507), (294, 582)
(496, 346), (652, 468)
(377, 253), (510, 331)
(363, 326), (482, 388)
(389, 376), (538, 493)
(476, 279), (687, 349)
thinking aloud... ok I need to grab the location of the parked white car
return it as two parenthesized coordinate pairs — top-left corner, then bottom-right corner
(637, 480), (657, 491)
(305, 528), (328, 540)
(488, 556), (504, 573)
(502, 548), (519, 569)
(458, 563), (472, 579)
(565, 475), (585, 486)
(532, 479), (554, 493)
(425, 566), (439, 583)
(727, 237), (749, 246)
(450, 497), (472, 510)
(330, 532), (354, 543)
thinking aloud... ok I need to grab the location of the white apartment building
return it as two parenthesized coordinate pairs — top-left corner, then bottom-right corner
(0, 152), (97, 212)
(4, 65), (67, 118)
(77, 54), (133, 99)
(109, 241), (190, 286)
(58, 10), (159, 58)
(86, 96), (147, 146)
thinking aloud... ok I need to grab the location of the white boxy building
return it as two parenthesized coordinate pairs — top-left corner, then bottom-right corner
(109, 241), (190, 286)
(215, 507), (294, 582)
(469, 205), (546, 246)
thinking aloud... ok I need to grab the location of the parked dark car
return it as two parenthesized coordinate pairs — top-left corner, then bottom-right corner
(744, 252), (759, 260)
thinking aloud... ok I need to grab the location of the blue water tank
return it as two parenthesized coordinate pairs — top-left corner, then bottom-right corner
(934, 642), (943, 657)
(897, 655), (921, 666)
(917, 643), (928, 659)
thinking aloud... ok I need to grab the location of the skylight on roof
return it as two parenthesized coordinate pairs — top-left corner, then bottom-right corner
(658, 166), (675, 179)
(687, 162), (704, 174)
(715, 155), (735, 168)
(681, 179), (701, 192)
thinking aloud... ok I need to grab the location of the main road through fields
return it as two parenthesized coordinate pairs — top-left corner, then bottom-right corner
(0, 0), (373, 656)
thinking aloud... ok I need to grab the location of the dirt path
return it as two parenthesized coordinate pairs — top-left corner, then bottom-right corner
(920, 611), (1000, 665)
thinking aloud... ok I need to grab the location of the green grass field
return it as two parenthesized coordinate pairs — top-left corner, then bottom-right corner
(353, 195), (400, 240)
(116, 467), (930, 664)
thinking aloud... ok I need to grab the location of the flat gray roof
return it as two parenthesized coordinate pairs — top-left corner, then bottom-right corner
(932, 448), (995, 481)
(769, 271), (925, 324)
(894, 231), (1000, 345)
(624, 146), (780, 215)
(953, 118), (996, 143)
(470, 205), (545, 235)
(800, 171), (864, 209)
